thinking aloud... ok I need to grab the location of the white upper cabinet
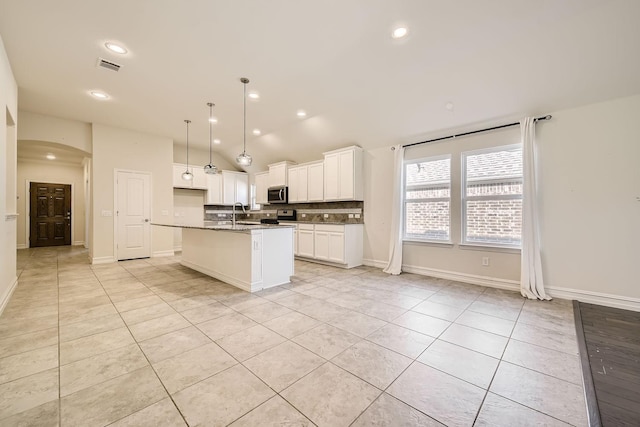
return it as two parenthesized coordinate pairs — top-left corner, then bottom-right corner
(173, 163), (207, 189)
(288, 165), (308, 203)
(288, 161), (323, 203)
(205, 170), (249, 206)
(254, 171), (269, 205)
(205, 173), (222, 205)
(222, 171), (249, 205)
(268, 161), (296, 188)
(323, 146), (363, 201)
(307, 161), (324, 202)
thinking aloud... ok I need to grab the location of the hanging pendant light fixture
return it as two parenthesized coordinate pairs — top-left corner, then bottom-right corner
(181, 119), (193, 181)
(204, 102), (218, 174)
(236, 77), (252, 166)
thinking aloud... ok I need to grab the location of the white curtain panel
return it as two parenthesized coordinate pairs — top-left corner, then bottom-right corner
(520, 117), (550, 300)
(383, 145), (405, 275)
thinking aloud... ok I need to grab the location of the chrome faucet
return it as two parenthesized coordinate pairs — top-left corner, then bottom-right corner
(232, 202), (246, 227)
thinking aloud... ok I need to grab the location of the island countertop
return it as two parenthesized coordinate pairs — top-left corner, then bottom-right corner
(151, 221), (295, 233)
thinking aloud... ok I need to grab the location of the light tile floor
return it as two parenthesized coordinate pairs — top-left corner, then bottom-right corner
(0, 246), (588, 426)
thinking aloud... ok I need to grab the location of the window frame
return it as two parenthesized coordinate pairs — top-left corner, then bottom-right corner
(461, 143), (523, 249)
(402, 154), (452, 244)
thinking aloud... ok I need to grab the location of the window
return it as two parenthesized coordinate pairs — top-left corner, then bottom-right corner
(462, 145), (523, 247)
(404, 156), (451, 242)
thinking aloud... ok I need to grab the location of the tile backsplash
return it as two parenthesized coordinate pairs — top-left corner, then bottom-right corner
(205, 201), (364, 224)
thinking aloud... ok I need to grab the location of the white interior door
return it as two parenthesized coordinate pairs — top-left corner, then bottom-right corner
(116, 170), (151, 260)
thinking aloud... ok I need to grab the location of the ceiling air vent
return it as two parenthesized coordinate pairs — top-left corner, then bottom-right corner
(96, 57), (121, 72)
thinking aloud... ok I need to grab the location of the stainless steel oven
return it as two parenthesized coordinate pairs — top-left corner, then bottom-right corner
(267, 186), (288, 204)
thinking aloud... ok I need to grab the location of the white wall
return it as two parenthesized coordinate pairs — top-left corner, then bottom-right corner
(0, 35), (18, 314)
(363, 94), (640, 308)
(91, 124), (174, 262)
(537, 94), (640, 306)
(16, 160), (86, 248)
(17, 111), (92, 153)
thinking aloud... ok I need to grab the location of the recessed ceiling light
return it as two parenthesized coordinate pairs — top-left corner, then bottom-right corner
(445, 102), (454, 111)
(296, 110), (307, 118)
(252, 129), (261, 136)
(105, 42), (127, 54)
(209, 117), (218, 123)
(392, 27), (408, 39)
(213, 139), (221, 145)
(248, 92), (260, 100)
(90, 91), (109, 99)
(46, 153), (56, 160)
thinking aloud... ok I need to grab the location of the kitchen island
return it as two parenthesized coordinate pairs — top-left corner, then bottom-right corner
(152, 222), (294, 292)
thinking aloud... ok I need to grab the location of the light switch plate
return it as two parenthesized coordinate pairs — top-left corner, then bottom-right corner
(161, 210), (169, 216)
(355, 213), (361, 219)
(348, 214), (354, 218)
(101, 210), (112, 217)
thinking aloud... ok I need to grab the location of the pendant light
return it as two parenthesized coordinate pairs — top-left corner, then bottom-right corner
(181, 119), (193, 181)
(235, 77), (252, 166)
(204, 102), (218, 174)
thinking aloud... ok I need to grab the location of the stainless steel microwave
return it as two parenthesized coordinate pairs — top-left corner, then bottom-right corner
(267, 186), (288, 204)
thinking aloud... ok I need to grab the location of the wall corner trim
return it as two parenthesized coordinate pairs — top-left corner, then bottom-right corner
(153, 250), (175, 258)
(0, 276), (19, 317)
(16, 244), (27, 250)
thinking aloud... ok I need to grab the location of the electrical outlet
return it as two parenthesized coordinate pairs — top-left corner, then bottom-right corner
(355, 213), (361, 219)
(301, 213), (306, 218)
(348, 214), (354, 219)
(482, 257), (490, 267)
(324, 214), (329, 218)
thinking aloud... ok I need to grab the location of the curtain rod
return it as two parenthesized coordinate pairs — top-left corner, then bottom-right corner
(401, 115), (552, 149)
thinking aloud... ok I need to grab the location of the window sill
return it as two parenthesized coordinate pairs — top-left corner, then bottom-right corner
(403, 239), (454, 248)
(459, 243), (521, 254)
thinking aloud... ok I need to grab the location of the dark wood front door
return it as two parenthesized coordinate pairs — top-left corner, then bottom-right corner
(29, 182), (72, 247)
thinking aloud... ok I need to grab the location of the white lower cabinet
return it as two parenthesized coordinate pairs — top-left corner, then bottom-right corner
(296, 223), (362, 268)
(297, 224), (315, 258)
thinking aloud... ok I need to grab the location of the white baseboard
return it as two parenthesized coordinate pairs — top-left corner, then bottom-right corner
(73, 241), (84, 246)
(548, 286), (640, 312)
(91, 256), (115, 265)
(153, 250), (175, 258)
(16, 244), (27, 250)
(173, 245), (182, 252)
(0, 276), (19, 316)
(363, 258), (388, 269)
(402, 263), (520, 292)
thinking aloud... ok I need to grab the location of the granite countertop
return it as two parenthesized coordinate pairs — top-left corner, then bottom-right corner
(151, 221), (295, 233)
(277, 220), (363, 226)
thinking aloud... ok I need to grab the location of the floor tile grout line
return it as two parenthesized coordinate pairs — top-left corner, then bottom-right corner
(89, 259), (192, 426)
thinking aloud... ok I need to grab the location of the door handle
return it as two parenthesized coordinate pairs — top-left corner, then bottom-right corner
(144, 219), (149, 222)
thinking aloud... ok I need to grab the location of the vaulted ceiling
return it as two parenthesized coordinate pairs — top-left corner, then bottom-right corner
(2, 0), (639, 172)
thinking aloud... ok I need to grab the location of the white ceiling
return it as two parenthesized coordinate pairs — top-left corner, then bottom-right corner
(2, 0), (639, 172)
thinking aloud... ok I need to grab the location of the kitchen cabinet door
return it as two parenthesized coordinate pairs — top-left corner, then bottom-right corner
(254, 172), (269, 205)
(323, 154), (339, 200)
(322, 146), (363, 201)
(191, 167), (207, 189)
(173, 164), (192, 188)
(205, 174), (222, 204)
(314, 230), (329, 261)
(327, 231), (345, 263)
(268, 162), (289, 187)
(235, 173), (249, 205)
(307, 162), (324, 201)
(288, 166), (308, 203)
(298, 228), (314, 258)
